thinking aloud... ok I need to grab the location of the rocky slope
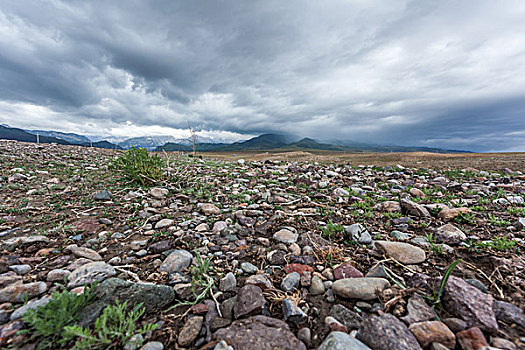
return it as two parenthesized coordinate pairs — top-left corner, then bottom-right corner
(0, 140), (523, 349)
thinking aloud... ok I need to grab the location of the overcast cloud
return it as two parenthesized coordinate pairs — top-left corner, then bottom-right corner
(0, 0), (524, 151)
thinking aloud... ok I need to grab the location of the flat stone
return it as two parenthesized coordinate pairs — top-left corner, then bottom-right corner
(8, 265), (31, 275)
(281, 272), (300, 292)
(241, 262), (258, 274)
(178, 316), (204, 347)
(245, 274), (274, 290)
(332, 278), (389, 300)
(233, 285), (266, 319)
(79, 278), (175, 326)
(140, 341), (164, 350)
(149, 187), (169, 199)
(68, 261), (116, 288)
(375, 241), (426, 264)
(93, 190), (112, 200)
(333, 263), (364, 280)
(159, 250), (193, 275)
(491, 337), (517, 350)
(0, 282), (47, 303)
(68, 245), (103, 261)
(283, 264), (313, 275)
(401, 294), (435, 325)
(400, 198), (431, 218)
(319, 331), (371, 350)
(273, 229), (298, 244)
(2, 235), (49, 250)
(155, 219), (173, 229)
(201, 203), (220, 215)
(438, 207), (471, 221)
(214, 315), (306, 350)
(442, 276), (498, 332)
(409, 321), (456, 349)
(0, 273), (22, 288)
(357, 314), (423, 350)
(435, 224), (466, 245)
(47, 268), (71, 282)
(10, 296), (51, 320)
(149, 240), (170, 253)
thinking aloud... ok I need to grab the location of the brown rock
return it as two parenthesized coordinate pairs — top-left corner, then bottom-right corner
(178, 316), (204, 347)
(333, 263), (364, 280)
(214, 315), (306, 350)
(0, 282), (47, 303)
(456, 327), (488, 350)
(71, 218), (103, 234)
(409, 321), (456, 349)
(283, 264), (314, 275)
(233, 285), (266, 319)
(375, 241), (426, 264)
(200, 203), (220, 215)
(357, 313), (423, 350)
(438, 207), (471, 221)
(442, 276), (498, 333)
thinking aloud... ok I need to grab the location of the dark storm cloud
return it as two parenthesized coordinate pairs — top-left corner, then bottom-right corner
(0, 0), (524, 150)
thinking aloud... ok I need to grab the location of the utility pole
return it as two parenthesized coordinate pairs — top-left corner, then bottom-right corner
(36, 133), (39, 144)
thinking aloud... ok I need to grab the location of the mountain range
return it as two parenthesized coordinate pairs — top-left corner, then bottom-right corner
(0, 125), (469, 153)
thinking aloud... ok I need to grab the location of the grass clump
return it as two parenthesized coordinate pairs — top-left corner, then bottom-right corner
(321, 220), (344, 240)
(64, 300), (157, 350)
(475, 237), (517, 251)
(111, 147), (165, 186)
(423, 259), (462, 318)
(22, 285), (95, 349)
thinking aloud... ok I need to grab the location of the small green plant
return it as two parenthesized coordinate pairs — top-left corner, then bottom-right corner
(64, 300), (157, 350)
(426, 232), (444, 255)
(475, 237), (517, 251)
(111, 148), (165, 186)
(22, 285), (96, 349)
(454, 212), (476, 225)
(321, 220), (344, 240)
(508, 207), (525, 216)
(423, 259), (462, 317)
(487, 214), (511, 227)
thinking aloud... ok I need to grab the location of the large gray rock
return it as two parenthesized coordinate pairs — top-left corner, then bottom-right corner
(233, 285), (266, 319)
(273, 229), (298, 244)
(282, 298), (307, 324)
(356, 314), (423, 350)
(374, 241), (426, 264)
(78, 278), (175, 326)
(319, 331), (371, 350)
(332, 278), (389, 300)
(68, 261), (116, 288)
(10, 296), (51, 321)
(0, 282), (47, 303)
(214, 315), (306, 350)
(400, 198), (431, 218)
(442, 276), (498, 333)
(435, 224), (466, 245)
(159, 250), (193, 274)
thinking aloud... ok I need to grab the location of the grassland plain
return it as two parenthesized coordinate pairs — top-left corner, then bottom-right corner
(0, 140), (524, 349)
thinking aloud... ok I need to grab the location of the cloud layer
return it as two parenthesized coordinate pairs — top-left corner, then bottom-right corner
(1, 1), (524, 150)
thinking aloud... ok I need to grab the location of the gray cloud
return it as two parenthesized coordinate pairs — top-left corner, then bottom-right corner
(0, 0), (524, 150)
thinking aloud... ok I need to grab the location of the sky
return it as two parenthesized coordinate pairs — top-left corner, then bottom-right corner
(0, 1), (524, 151)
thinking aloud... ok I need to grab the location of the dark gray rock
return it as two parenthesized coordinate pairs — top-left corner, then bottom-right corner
(233, 285), (266, 319)
(319, 331), (371, 350)
(493, 300), (525, 328)
(93, 190), (112, 200)
(281, 272), (300, 292)
(442, 276), (498, 332)
(214, 315), (306, 350)
(400, 294), (435, 325)
(78, 278), (175, 326)
(282, 298), (307, 324)
(356, 314), (423, 350)
(329, 304), (362, 330)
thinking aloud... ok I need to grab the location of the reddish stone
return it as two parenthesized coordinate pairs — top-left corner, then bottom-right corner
(333, 263), (364, 280)
(71, 218), (103, 234)
(284, 264), (314, 275)
(191, 303), (209, 315)
(457, 327), (489, 350)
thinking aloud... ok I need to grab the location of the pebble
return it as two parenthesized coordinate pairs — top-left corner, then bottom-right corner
(68, 262), (116, 288)
(9, 265), (31, 275)
(309, 275), (325, 295)
(281, 272), (301, 292)
(219, 272), (237, 292)
(240, 262), (257, 274)
(178, 316), (204, 347)
(332, 278), (389, 300)
(374, 241), (426, 264)
(318, 331), (371, 350)
(273, 229), (298, 244)
(408, 321), (456, 349)
(159, 250), (193, 275)
(456, 327), (489, 350)
(0, 282), (47, 303)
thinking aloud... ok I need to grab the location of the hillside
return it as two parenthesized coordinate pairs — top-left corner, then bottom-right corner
(25, 129), (91, 144)
(0, 125), (71, 145)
